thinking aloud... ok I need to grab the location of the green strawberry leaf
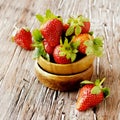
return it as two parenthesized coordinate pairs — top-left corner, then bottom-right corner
(94, 37), (103, 46)
(36, 9), (61, 25)
(91, 86), (101, 94)
(95, 79), (100, 86)
(46, 9), (57, 19)
(67, 17), (73, 24)
(46, 9), (52, 18)
(78, 21), (84, 26)
(80, 80), (94, 85)
(84, 36), (103, 57)
(75, 25), (81, 36)
(32, 29), (42, 42)
(36, 14), (44, 23)
(89, 31), (94, 36)
(71, 53), (76, 62)
(32, 42), (50, 61)
(78, 15), (89, 22)
(59, 38), (79, 62)
(66, 26), (74, 36)
(33, 48), (42, 59)
(72, 49), (78, 54)
(71, 40), (80, 49)
(102, 87), (110, 98)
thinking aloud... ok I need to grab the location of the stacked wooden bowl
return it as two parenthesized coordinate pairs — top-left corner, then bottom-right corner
(35, 55), (95, 91)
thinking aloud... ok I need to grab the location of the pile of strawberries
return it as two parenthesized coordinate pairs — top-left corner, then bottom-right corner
(12, 9), (103, 64)
(12, 10), (110, 111)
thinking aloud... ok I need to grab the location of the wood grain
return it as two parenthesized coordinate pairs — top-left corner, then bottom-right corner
(0, 0), (120, 120)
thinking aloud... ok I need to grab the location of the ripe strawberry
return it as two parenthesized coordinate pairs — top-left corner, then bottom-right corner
(36, 10), (63, 47)
(13, 28), (33, 50)
(76, 78), (110, 111)
(63, 24), (69, 32)
(43, 39), (55, 55)
(72, 33), (104, 57)
(81, 21), (90, 34)
(53, 38), (80, 64)
(53, 45), (71, 64)
(41, 19), (63, 47)
(66, 15), (90, 36)
(72, 33), (93, 54)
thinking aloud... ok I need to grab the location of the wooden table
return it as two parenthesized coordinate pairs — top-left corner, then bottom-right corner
(0, 0), (120, 120)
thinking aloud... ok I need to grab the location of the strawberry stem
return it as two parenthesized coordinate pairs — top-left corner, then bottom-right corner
(99, 77), (106, 86)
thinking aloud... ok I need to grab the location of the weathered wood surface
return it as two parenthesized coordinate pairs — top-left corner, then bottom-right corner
(0, 0), (120, 120)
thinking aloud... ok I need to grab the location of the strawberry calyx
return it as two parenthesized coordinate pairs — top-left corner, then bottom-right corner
(84, 36), (104, 57)
(36, 9), (62, 25)
(66, 15), (89, 36)
(32, 29), (50, 61)
(80, 78), (110, 98)
(59, 38), (80, 62)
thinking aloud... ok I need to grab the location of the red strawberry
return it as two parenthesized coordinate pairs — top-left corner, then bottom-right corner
(43, 39), (55, 55)
(13, 28), (33, 50)
(53, 45), (71, 64)
(40, 19), (63, 47)
(36, 10), (63, 47)
(72, 33), (93, 54)
(66, 15), (90, 36)
(72, 34), (104, 56)
(63, 24), (69, 32)
(76, 78), (110, 111)
(53, 38), (80, 64)
(81, 22), (90, 34)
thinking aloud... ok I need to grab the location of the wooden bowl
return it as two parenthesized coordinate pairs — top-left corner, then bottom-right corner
(35, 61), (93, 91)
(37, 55), (95, 75)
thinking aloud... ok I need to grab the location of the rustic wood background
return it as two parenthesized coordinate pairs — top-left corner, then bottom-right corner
(0, 0), (120, 120)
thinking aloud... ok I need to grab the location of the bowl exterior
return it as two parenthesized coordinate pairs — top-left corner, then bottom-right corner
(35, 61), (93, 91)
(37, 55), (95, 75)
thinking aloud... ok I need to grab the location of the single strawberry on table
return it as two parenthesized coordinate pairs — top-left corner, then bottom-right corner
(76, 78), (110, 111)
(36, 9), (63, 47)
(12, 28), (34, 50)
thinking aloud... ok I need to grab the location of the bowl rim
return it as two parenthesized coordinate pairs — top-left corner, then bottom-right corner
(35, 61), (93, 77)
(37, 55), (95, 67)
(37, 55), (95, 75)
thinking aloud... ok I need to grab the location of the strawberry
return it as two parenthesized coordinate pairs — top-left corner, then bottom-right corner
(53, 45), (71, 64)
(36, 9), (63, 47)
(72, 33), (104, 57)
(76, 78), (110, 111)
(63, 24), (69, 32)
(53, 38), (80, 64)
(12, 28), (33, 50)
(81, 21), (90, 34)
(72, 33), (93, 54)
(66, 15), (90, 36)
(43, 39), (55, 55)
